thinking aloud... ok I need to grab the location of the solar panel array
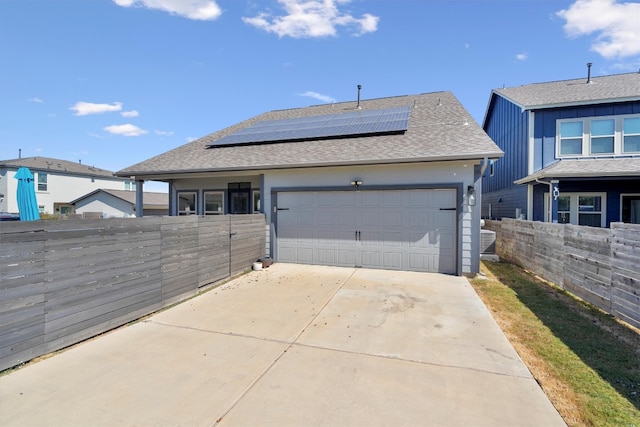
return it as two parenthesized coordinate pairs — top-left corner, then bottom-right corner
(208, 106), (410, 147)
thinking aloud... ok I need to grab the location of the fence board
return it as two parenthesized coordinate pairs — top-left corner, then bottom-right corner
(0, 214), (266, 371)
(489, 219), (639, 330)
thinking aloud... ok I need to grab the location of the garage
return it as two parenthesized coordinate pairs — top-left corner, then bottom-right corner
(275, 189), (458, 274)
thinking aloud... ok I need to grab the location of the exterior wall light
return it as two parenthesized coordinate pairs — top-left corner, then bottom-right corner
(350, 180), (363, 189)
(467, 185), (476, 206)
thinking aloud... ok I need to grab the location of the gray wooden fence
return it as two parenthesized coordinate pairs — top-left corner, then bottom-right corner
(0, 215), (266, 371)
(484, 219), (640, 329)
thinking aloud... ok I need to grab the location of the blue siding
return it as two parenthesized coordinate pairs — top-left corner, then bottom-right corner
(482, 96), (529, 192)
(482, 185), (528, 220)
(482, 95), (529, 219)
(532, 101), (640, 171)
(532, 179), (640, 226)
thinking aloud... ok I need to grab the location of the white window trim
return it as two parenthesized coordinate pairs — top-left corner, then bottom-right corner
(252, 190), (261, 213)
(620, 193), (640, 223)
(177, 190), (197, 215)
(204, 190), (224, 215)
(37, 172), (48, 192)
(544, 192), (607, 227)
(556, 114), (640, 159)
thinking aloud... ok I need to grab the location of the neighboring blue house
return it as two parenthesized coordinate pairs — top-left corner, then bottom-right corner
(482, 71), (640, 227)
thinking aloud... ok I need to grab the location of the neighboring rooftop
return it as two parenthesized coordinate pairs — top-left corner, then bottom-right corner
(117, 91), (503, 178)
(70, 189), (168, 207)
(0, 157), (119, 179)
(491, 72), (640, 110)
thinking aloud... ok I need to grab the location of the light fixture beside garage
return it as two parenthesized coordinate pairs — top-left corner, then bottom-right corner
(467, 185), (476, 206)
(350, 180), (363, 189)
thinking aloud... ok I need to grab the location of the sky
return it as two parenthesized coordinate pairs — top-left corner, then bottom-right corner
(1, 0), (639, 192)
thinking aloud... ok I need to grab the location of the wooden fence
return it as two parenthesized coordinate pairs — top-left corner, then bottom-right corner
(0, 215), (266, 371)
(484, 219), (640, 329)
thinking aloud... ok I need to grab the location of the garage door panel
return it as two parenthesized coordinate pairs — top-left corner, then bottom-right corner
(337, 250), (357, 266)
(315, 211), (335, 226)
(383, 252), (403, 269)
(317, 249), (335, 264)
(295, 248), (314, 263)
(276, 190), (457, 274)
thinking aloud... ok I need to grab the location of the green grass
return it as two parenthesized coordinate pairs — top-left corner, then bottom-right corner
(470, 261), (640, 427)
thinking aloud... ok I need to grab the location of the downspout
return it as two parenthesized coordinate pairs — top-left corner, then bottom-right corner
(479, 157), (489, 176)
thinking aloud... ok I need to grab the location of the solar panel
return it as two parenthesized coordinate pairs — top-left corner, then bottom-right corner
(208, 106), (410, 147)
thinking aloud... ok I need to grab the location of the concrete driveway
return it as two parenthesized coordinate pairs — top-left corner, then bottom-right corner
(0, 264), (565, 426)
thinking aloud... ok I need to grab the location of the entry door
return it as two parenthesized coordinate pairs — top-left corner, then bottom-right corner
(228, 182), (250, 214)
(275, 189), (457, 274)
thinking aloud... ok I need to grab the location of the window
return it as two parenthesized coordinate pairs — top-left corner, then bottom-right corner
(559, 122), (583, 155)
(544, 192), (606, 227)
(252, 190), (261, 213)
(125, 181), (135, 191)
(489, 160), (495, 177)
(621, 194), (640, 224)
(590, 119), (614, 154)
(177, 191), (197, 215)
(624, 117), (640, 153)
(204, 191), (224, 215)
(557, 114), (640, 158)
(578, 195), (602, 226)
(37, 173), (48, 191)
(558, 196), (571, 224)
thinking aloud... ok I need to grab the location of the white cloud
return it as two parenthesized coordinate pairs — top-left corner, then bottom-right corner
(297, 91), (336, 103)
(242, 0), (379, 38)
(103, 123), (148, 136)
(557, 0), (640, 59)
(187, 136), (198, 142)
(121, 110), (139, 117)
(29, 97), (43, 103)
(516, 53), (528, 61)
(113, 0), (222, 21)
(70, 101), (122, 116)
(154, 130), (174, 136)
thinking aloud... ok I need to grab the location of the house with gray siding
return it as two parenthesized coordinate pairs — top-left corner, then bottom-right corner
(117, 91), (503, 275)
(482, 71), (640, 226)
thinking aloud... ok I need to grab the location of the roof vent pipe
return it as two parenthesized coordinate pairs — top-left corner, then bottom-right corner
(357, 84), (362, 109)
(587, 62), (593, 83)
(18, 149), (21, 159)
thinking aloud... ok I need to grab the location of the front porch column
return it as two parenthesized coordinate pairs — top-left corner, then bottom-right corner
(550, 179), (559, 223)
(135, 180), (144, 217)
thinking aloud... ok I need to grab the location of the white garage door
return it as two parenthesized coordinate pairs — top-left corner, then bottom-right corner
(275, 189), (457, 274)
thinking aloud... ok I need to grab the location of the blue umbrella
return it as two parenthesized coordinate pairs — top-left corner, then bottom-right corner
(15, 167), (40, 221)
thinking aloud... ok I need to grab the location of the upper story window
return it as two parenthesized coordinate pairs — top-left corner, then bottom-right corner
(557, 114), (640, 158)
(125, 180), (135, 191)
(624, 117), (640, 152)
(37, 173), (48, 191)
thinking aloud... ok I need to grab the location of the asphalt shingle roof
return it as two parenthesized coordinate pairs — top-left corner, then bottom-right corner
(515, 157), (640, 184)
(0, 157), (118, 179)
(117, 91), (503, 178)
(492, 72), (640, 110)
(70, 189), (168, 207)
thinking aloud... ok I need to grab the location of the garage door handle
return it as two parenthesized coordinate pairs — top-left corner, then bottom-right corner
(277, 208), (290, 211)
(439, 207), (456, 211)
